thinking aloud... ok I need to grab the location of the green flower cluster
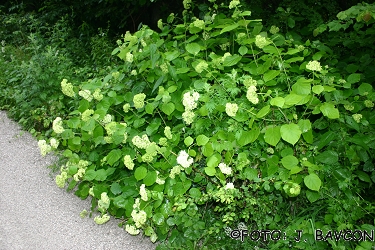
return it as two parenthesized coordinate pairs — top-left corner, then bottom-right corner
(52, 117), (65, 134)
(164, 126), (173, 139)
(123, 155), (135, 170)
(61, 79), (75, 97)
(98, 192), (110, 213)
(246, 85), (259, 104)
(94, 214), (110, 225)
(225, 103), (238, 117)
(78, 89), (93, 102)
(81, 109), (94, 121)
(133, 93), (146, 109)
(255, 35), (269, 48)
(132, 134), (151, 149)
(37, 140), (52, 156)
(306, 60), (322, 72)
(352, 113), (362, 123)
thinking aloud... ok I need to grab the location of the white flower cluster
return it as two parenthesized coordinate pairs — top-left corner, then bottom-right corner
(101, 114), (112, 125)
(229, 0), (240, 9)
(79, 89), (93, 102)
(126, 52), (134, 63)
(194, 60), (208, 73)
(246, 85), (259, 104)
(364, 100), (374, 108)
(93, 88), (103, 101)
(124, 155), (134, 170)
(125, 224), (140, 235)
(218, 163), (232, 175)
(344, 104), (354, 111)
(73, 160), (89, 181)
(155, 171), (165, 185)
(130, 69), (137, 76)
(169, 165), (182, 179)
(269, 25), (280, 34)
(94, 214), (110, 225)
(38, 140), (52, 156)
(255, 35), (269, 49)
(133, 93), (146, 109)
(61, 79), (75, 97)
(225, 103), (238, 117)
(81, 109), (94, 121)
(306, 60), (322, 72)
(52, 117), (65, 134)
(132, 134), (151, 149)
(352, 113), (362, 123)
(55, 166), (68, 188)
(177, 150), (194, 168)
(98, 192), (110, 213)
(193, 19), (205, 29)
(123, 103), (131, 112)
(49, 138), (59, 149)
(225, 182), (235, 189)
(131, 208), (147, 228)
(140, 184), (148, 201)
(164, 126), (173, 139)
(182, 91), (200, 125)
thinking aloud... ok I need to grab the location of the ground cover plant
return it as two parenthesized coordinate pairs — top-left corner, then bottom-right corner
(1, 0), (375, 249)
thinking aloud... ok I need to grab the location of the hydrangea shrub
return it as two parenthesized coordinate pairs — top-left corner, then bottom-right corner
(38, 1), (375, 248)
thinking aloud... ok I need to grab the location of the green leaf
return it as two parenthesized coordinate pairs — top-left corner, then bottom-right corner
(306, 190), (320, 203)
(263, 70), (280, 82)
(264, 126), (281, 146)
(238, 46), (248, 56)
(206, 153), (221, 168)
(281, 155), (299, 170)
(161, 102), (175, 115)
(243, 168), (258, 181)
(196, 134), (209, 146)
(312, 85), (324, 94)
(185, 43), (201, 55)
(297, 119), (312, 133)
(347, 73), (361, 84)
(280, 123), (302, 145)
(110, 182), (122, 195)
(106, 149), (122, 166)
(256, 105), (270, 118)
(84, 169), (96, 181)
(135, 166), (148, 180)
(315, 151), (338, 165)
(72, 136), (81, 145)
(283, 94), (304, 107)
(358, 83), (373, 95)
(304, 174), (321, 191)
(146, 118), (161, 135)
(144, 171), (157, 186)
(153, 213), (165, 226)
(237, 128), (260, 146)
(292, 78), (311, 95)
(270, 97), (285, 108)
(320, 103), (339, 119)
(113, 196), (127, 209)
(223, 54), (242, 67)
(220, 23), (239, 34)
(204, 167), (216, 176)
(184, 136), (194, 146)
(95, 169), (107, 181)
(189, 188), (202, 199)
(82, 118), (96, 132)
(165, 50), (180, 61)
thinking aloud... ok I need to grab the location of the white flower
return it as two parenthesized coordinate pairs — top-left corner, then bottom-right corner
(133, 93), (146, 109)
(229, 0), (240, 9)
(125, 224), (140, 235)
(38, 140), (52, 156)
(182, 91), (200, 111)
(352, 113), (362, 123)
(246, 85), (259, 104)
(255, 35), (269, 48)
(169, 165), (182, 179)
(52, 117), (65, 134)
(194, 60), (208, 73)
(306, 60), (322, 72)
(182, 110), (195, 125)
(140, 184), (148, 201)
(78, 89), (93, 102)
(49, 138), (59, 149)
(218, 163), (232, 175)
(225, 103), (238, 117)
(177, 150), (193, 168)
(225, 183), (235, 189)
(61, 79), (75, 97)
(131, 209), (147, 228)
(124, 155), (134, 170)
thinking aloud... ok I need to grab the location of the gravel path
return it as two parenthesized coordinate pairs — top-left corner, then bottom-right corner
(0, 111), (156, 250)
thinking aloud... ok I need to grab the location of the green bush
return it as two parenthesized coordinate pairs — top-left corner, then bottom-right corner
(36, 1), (375, 249)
